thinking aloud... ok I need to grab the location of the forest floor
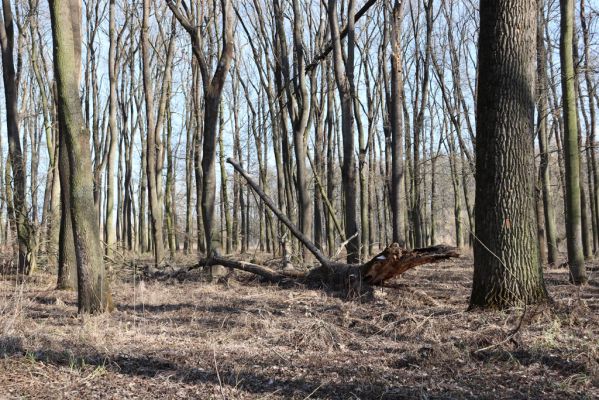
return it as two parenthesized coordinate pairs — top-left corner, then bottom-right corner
(0, 252), (597, 399)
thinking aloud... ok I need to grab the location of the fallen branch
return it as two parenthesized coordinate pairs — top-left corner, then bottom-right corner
(217, 158), (460, 295)
(227, 158), (331, 267)
(196, 256), (305, 283)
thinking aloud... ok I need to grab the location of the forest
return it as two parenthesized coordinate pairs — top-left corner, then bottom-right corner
(0, 0), (597, 398)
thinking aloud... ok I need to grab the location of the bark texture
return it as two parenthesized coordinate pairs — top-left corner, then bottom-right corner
(471, 0), (549, 309)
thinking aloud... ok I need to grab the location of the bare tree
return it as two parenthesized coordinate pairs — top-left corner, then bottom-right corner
(0, 0), (36, 275)
(560, 0), (587, 284)
(49, 0), (112, 312)
(167, 0), (234, 259)
(328, 0), (360, 263)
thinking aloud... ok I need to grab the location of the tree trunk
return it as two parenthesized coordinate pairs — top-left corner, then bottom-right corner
(471, 0), (549, 309)
(141, 0), (165, 265)
(536, 2), (558, 264)
(0, 0), (36, 275)
(389, 0), (406, 247)
(104, 0), (118, 256)
(328, 0), (359, 263)
(168, 0), (233, 260)
(560, 0), (587, 283)
(56, 127), (77, 290)
(580, 0), (599, 255)
(49, 0), (113, 313)
(219, 105), (232, 254)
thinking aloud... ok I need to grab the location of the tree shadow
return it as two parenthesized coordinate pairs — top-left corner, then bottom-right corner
(473, 348), (589, 377)
(0, 336), (24, 357)
(26, 343), (485, 399)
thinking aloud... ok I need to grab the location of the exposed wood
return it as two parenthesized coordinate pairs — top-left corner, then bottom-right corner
(195, 243), (459, 291)
(221, 157), (459, 293)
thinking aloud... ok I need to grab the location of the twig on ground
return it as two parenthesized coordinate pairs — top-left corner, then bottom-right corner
(213, 349), (226, 400)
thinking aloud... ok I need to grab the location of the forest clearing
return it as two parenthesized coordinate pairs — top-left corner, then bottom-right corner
(1, 255), (597, 399)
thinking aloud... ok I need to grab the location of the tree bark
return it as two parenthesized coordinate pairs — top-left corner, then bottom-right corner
(328, 0), (360, 263)
(389, 0), (406, 247)
(49, 0), (113, 313)
(0, 0), (36, 275)
(560, 0), (587, 283)
(104, 0), (118, 256)
(536, 2), (558, 264)
(471, 0), (549, 309)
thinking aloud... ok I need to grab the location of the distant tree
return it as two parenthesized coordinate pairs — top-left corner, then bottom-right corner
(536, 0), (558, 265)
(471, 0), (549, 309)
(104, 0), (118, 256)
(388, 0), (406, 247)
(560, 0), (587, 284)
(0, 0), (36, 275)
(167, 0), (234, 259)
(328, 0), (360, 263)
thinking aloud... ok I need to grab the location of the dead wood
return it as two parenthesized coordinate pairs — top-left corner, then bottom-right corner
(215, 158), (460, 294)
(196, 256), (306, 283)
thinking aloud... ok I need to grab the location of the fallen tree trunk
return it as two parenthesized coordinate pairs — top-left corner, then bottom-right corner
(200, 158), (460, 295)
(197, 243), (459, 294)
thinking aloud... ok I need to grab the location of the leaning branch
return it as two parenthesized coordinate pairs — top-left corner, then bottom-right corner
(305, 0), (378, 73)
(226, 157), (332, 267)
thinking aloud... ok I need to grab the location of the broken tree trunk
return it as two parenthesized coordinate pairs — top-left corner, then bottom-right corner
(195, 158), (459, 294)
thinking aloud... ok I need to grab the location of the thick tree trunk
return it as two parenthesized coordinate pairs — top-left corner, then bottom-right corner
(471, 0), (549, 309)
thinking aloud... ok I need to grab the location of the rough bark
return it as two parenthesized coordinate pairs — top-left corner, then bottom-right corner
(471, 0), (549, 309)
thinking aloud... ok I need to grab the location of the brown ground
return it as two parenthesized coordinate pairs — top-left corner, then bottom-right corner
(0, 255), (597, 399)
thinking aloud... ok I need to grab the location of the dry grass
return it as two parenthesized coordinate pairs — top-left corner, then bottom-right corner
(0, 255), (597, 399)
